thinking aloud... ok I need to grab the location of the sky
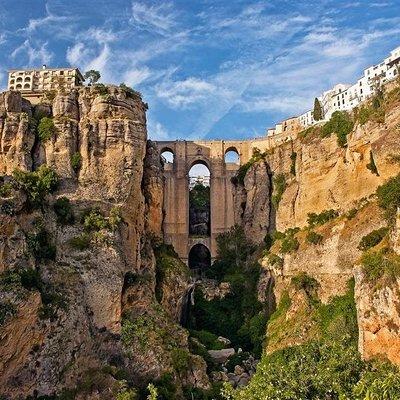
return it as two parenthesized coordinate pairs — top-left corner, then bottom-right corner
(0, 0), (399, 142)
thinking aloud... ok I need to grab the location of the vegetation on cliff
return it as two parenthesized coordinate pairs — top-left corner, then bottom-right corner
(223, 279), (400, 400)
(188, 225), (266, 357)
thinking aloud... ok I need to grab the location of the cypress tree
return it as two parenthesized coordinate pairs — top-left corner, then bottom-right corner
(313, 98), (323, 121)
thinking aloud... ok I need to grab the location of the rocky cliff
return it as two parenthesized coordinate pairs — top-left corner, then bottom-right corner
(233, 82), (400, 365)
(0, 87), (207, 399)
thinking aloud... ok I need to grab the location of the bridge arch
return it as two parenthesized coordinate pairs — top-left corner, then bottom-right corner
(155, 139), (271, 264)
(188, 243), (211, 271)
(224, 147), (240, 165)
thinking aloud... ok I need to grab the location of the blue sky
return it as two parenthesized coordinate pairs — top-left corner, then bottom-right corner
(0, 0), (399, 141)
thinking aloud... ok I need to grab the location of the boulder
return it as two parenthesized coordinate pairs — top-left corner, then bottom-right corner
(208, 348), (235, 363)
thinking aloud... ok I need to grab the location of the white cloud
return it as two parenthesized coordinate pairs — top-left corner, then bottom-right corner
(156, 77), (216, 108)
(123, 67), (152, 86)
(148, 120), (170, 140)
(130, 2), (178, 34)
(66, 42), (87, 65)
(11, 40), (53, 65)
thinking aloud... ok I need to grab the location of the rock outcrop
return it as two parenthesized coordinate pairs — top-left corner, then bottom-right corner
(0, 87), (208, 399)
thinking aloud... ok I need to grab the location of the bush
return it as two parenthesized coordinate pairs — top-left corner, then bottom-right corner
(0, 301), (16, 326)
(69, 233), (91, 250)
(27, 225), (56, 261)
(37, 117), (56, 141)
(0, 182), (13, 198)
(358, 106), (372, 125)
(346, 208), (358, 220)
(366, 151), (379, 175)
(361, 248), (400, 283)
(189, 183), (210, 209)
(190, 330), (225, 350)
(81, 208), (108, 231)
(358, 227), (388, 251)
(290, 152), (297, 175)
(307, 209), (339, 227)
(119, 83), (141, 99)
(13, 165), (59, 208)
(268, 253), (283, 268)
(321, 111), (354, 147)
(291, 272), (319, 293)
(306, 231), (323, 245)
(53, 197), (74, 225)
(109, 206), (122, 230)
(171, 348), (190, 373)
(272, 173), (287, 208)
(280, 234), (299, 254)
(71, 152), (82, 172)
(93, 83), (108, 96)
(376, 173), (400, 221)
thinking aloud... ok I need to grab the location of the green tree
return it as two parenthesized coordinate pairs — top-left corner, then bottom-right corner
(84, 70), (101, 85)
(313, 97), (323, 121)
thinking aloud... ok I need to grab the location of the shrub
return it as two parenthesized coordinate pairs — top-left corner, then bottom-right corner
(306, 231), (323, 245)
(119, 83), (141, 99)
(109, 206), (122, 230)
(93, 83), (108, 96)
(346, 208), (358, 220)
(53, 197), (74, 224)
(321, 111), (354, 147)
(272, 173), (286, 208)
(13, 165), (59, 208)
(376, 173), (400, 221)
(307, 209), (339, 227)
(366, 151), (379, 176)
(290, 152), (297, 175)
(71, 152), (82, 172)
(361, 248), (400, 282)
(27, 225), (56, 261)
(0, 182), (13, 198)
(69, 233), (91, 250)
(0, 301), (17, 325)
(189, 330), (225, 350)
(358, 227), (388, 251)
(281, 234), (299, 254)
(171, 348), (190, 373)
(268, 253), (283, 268)
(81, 208), (108, 231)
(291, 272), (319, 292)
(358, 106), (372, 125)
(37, 117), (56, 141)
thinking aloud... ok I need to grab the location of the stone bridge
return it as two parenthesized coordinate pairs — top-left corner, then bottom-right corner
(155, 137), (285, 266)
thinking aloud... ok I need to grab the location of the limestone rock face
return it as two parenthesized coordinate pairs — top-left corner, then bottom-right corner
(233, 160), (272, 243)
(0, 87), (208, 398)
(355, 270), (400, 365)
(270, 108), (400, 230)
(0, 92), (35, 175)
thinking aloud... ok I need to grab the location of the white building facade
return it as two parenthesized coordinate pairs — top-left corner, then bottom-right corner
(297, 46), (400, 129)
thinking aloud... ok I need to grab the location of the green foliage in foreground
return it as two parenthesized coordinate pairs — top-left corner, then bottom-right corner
(225, 280), (400, 400)
(321, 111), (354, 147)
(13, 165), (59, 208)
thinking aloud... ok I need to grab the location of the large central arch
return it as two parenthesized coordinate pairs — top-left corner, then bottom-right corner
(155, 139), (272, 263)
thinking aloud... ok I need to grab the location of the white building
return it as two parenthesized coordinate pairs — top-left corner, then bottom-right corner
(7, 65), (84, 104)
(298, 46), (400, 128)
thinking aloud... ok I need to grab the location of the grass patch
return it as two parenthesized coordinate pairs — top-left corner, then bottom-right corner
(37, 117), (56, 142)
(307, 209), (339, 227)
(271, 173), (287, 208)
(361, 248), (400, 283)
(306, 231), (323, 245)
(321, 111), (354, 147)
